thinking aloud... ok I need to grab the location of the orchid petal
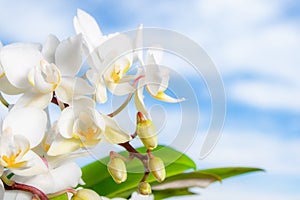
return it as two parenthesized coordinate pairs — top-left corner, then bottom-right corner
(4, 191), (31, 200)
(71, 97), (96, 117)
(13, 90), (52, 109)
(134, 79), (151, 119)
(102, 115), (131, 144)
(72, 110), (104, 147)
(46, 152), (89, 169)
(47, 135), (80, 156)
(86, 49), (103, 71)
(12, 173), (54, 195)
(144, 54), (169, 96)
(10, 150), (48, 176)
(55, 34), (82, 77)
(0, 134), (30, 168)
(95, 79), (108, 104)
(147, 88), (185, 103)
(58, 107), (74, 139)
(0, 75), (26, 95)
(42, 34), (60, 64)
(0, 43), (42, 88)
(55, 77), (94, 104)
(3, 107), (47, 148)
(86, 69), (107, 103)
(51, 162), (82, 193)
(29, 61), (61, 94)
(74, 9), (103, 52)
(107, 80), (135, 96)
(12, 162), (82, 194)
(93, 109), (105, 131)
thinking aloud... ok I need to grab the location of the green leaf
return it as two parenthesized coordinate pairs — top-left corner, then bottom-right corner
(153, 188), (196, 200)
(49, 193), (68, 200)
(81, 145), (196, 198)
(151, 171), (221, 190)
(198, 167), (265, 180)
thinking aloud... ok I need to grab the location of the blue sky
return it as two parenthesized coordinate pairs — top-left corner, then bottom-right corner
(1, 0), (300, 199)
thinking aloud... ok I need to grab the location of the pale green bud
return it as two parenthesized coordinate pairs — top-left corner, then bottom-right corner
(107, 157), (127, 184)
(148, 156), (166, 182)
(138, 182), (152, 195)
(71, 189), (101, 200)
(136, 112), (157, 150)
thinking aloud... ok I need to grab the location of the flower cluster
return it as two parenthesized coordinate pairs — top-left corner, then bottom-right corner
(0, 9), (184, 200)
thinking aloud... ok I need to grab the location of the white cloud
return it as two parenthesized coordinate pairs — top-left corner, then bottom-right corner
(194, 184), (299, 200)
(171, 185), (299, 200)
(114, 0), (300, 111)
(175, 129), (300, 199)
(198, 131), (300, 176)
(229, 80), (300, 112)
(0, 0), (75, 42)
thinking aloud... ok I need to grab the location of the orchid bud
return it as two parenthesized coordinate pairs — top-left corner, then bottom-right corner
(136, 112), (157, 150)
(138, 182), (152, 195)
(107, 157), (127, 184)
(148, 156), (166, 182)
(71, 189), (101, 200)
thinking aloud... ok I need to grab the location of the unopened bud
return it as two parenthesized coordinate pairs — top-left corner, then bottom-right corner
(71, 189), (101, 200)
(138, 182), (152, 195)
(136, 112), (157, 150)
(107, 157), (127, 184)
(148, 156), (166, 182)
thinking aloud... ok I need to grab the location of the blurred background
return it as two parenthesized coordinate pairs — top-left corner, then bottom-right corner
(1, 0), (299, 199)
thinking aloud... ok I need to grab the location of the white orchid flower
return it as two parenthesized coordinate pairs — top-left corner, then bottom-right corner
(0, 35), (94, 109)
(0, 107), (48, 176)
(134, 50), (185, 119)
(48, 96), (131, 155)
(7, 161), (83, 199)
(53, 97), (131, 155)
(43, 97), (104, 156)
(74, 9), (135, 104)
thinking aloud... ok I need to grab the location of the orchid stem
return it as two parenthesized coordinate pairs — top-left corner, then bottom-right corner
(107, 75), (145, 118)
(107, 93), (134, 117)
(0, 92), (9, 108)
(110, 151), (135, 162)
(118, 142), (150, 183)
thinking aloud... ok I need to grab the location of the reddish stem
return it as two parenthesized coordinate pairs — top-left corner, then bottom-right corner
(118, 142), (150, 182)
(5, 182), (48, 200)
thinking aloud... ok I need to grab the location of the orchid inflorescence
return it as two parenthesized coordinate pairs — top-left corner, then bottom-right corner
(0, 9), (184, 200)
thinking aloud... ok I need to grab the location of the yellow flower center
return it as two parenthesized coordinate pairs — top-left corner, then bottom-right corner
(110, 60), (130, 83)
(2, 149), (27, 168)
(75, 127), (101, 147)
